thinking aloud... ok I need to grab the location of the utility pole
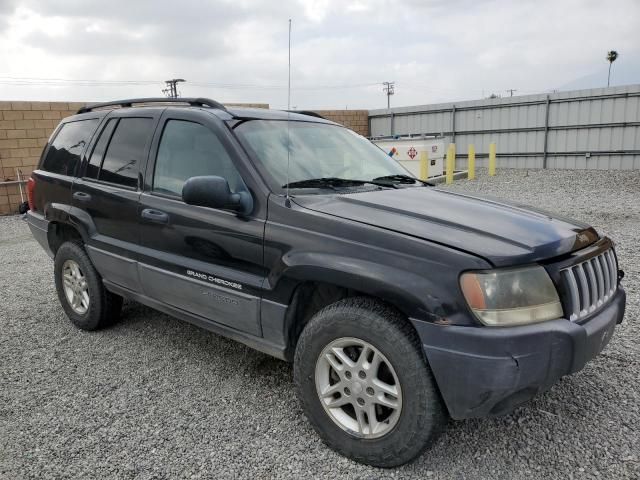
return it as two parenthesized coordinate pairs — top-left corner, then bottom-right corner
(506, 88), (517, 97)
(383, 81), (395, 109)
(163, 78), (185, 98)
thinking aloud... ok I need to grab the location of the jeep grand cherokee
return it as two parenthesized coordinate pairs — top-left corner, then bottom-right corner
(26, 98), (626, 467)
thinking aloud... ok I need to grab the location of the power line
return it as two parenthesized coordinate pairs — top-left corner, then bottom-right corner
(0, 76), (161, 85)
(0, 76), (380, 91)
(0, 76), (559, 97)
(190, 81), (380, 90)
(0, 75), (559, 105)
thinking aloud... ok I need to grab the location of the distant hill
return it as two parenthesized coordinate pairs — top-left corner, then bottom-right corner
(559, 55), (640, 91)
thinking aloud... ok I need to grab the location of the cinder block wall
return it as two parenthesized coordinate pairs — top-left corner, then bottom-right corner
(0, 101), (369, 215)
(314, 110), (369, 137)
(0, 101), (85, 215)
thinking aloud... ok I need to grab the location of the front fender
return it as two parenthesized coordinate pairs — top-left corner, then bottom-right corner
(274, 251), (454, 321)
(263, 195), (492, 330)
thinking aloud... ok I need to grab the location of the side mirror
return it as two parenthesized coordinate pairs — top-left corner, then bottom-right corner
(182, 176), (252, 215)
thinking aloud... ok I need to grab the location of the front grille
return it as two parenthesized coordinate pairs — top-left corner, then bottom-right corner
(561, 249), (618, 321)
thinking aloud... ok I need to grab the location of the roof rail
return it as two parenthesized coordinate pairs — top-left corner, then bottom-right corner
(77, 97), (228, 114)
(285, 110), (325, 119)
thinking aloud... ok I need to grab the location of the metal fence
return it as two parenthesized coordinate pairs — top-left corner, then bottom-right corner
(369, 84), (640, 170)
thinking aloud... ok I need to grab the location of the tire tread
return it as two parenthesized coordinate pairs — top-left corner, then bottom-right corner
(294, 296), (447, 467)
(54, 240), (122, 330)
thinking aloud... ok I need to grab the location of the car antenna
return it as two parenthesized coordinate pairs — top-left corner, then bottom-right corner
(285, 18), (292, 208)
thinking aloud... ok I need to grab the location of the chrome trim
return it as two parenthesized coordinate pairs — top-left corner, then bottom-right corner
(584, 260), (597, 311)
(562, 248), (618, 321)
(592, 257), (605, 306)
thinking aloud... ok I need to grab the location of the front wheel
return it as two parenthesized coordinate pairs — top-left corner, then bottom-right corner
(294, 297), (447, 467)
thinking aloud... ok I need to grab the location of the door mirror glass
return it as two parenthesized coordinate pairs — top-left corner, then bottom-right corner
(182, 176), (252, 214)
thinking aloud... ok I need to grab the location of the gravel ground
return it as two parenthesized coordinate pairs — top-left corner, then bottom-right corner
(1, 169), (638, 479)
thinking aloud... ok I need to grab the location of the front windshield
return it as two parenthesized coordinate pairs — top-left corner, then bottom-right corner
(233, 120), (412, 191)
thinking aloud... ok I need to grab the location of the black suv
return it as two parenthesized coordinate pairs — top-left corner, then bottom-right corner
(26, 98), (626, 467)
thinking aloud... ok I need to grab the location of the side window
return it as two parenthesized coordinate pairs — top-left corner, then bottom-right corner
(41, 118), (99, 176)
(98, 117), (154, 188)
(85, 118), (117, 179)
(153, 120), (243, 197)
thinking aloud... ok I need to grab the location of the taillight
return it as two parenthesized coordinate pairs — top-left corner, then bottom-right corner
(27, 177), (36, 212)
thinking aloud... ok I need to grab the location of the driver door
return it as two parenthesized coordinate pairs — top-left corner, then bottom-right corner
(137, 109), (267, 336)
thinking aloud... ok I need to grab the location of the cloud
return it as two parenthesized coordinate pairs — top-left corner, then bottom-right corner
(24, 21), (228, 59)
(0, 0), (639, 108)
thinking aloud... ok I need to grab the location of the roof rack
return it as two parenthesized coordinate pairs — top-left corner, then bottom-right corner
(285, 110), (325, 119)
(77, 97), (228, 114)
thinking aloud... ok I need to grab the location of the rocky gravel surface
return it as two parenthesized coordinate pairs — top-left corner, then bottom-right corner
(1, 168), (638, 479)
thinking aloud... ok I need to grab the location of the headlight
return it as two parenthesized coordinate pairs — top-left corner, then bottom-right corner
(460, 266), (563, 326)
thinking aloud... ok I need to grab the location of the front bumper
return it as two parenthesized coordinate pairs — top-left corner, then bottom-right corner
(412, 287), (626, 420)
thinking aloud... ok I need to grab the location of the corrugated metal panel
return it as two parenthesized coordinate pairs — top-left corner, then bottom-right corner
(369, 84), (640, 170)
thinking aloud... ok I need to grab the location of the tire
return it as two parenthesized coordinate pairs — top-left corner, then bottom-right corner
(294, 297), (447, 467)
(54, 241), (123, 331)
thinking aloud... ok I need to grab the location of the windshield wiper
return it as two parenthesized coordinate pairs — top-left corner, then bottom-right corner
(372, 174), (434, 186)
(282, 175), (429, 190)
(282, 177), (392, 189)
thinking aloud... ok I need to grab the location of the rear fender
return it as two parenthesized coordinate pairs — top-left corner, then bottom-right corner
(66, 205), (97, 242)
(43, 202), (70, 224)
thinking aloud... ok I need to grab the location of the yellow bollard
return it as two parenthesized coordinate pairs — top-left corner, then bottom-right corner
(489, 142), (497, 176)
(468, 144), (475, 180)
(419, 151), (429, 181)
(446, 143), (455, 184)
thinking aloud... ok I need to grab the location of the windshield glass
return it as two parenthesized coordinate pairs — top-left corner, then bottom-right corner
(233, 120), (412, 191)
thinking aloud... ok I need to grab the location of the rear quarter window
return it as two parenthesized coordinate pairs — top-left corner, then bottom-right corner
(41, 118), (99, 176)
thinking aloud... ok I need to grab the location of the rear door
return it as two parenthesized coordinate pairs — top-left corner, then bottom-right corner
(72, 109), (161, 293)
(137, 109), (267, 336)
(31, 115), (102, 216)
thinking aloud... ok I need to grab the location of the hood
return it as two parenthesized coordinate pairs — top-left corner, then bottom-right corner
(293, 187), (598, 267)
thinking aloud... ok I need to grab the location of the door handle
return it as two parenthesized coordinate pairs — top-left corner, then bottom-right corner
(141, 208), (169, 224)
(73, 191), (92, 202)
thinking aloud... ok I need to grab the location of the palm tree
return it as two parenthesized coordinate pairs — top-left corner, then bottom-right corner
(606, 50), (618, 87)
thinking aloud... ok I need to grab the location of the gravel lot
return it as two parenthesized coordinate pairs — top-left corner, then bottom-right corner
(1, 169), (638, 479)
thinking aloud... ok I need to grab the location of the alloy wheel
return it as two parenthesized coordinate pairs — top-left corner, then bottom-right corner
(61, 259), (90, 315)
(315, 337), (402, 438)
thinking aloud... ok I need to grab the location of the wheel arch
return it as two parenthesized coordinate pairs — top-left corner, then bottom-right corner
(44, 203), (95, 255)
(47, 221), (84, 255)
(275, 254), (444, 360)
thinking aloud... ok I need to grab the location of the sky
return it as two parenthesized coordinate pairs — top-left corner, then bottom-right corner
(0, 0), (639, 109)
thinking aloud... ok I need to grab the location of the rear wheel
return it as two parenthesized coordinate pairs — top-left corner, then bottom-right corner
(54, 241), (122, 330)
(294, 297), (447, 467)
